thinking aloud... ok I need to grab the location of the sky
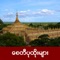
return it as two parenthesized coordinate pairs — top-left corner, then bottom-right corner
(0, 0), (60, 22)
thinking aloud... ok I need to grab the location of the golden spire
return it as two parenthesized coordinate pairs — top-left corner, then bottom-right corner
(14, 12), (20, 23)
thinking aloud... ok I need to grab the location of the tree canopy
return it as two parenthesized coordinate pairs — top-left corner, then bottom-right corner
(0, 19), (8, 30)
(0, 32), (26, 46)
(0, 19), (4, 24)
(29, 34), (60, 46)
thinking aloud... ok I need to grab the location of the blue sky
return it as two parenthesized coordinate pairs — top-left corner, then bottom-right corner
(0, 0), (60, 22)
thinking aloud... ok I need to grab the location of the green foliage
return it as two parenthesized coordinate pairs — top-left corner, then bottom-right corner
(29, 38), (49, 46)
(45, 22), (60, 29)
(56, 22), (60, 28)
(38, 34), (49, 39)
(0, 19), (8, 30)
(29, 34), (60, 46)
(48, 37), (60, 46)
(28, 22), (60, 29)
(29, 23), (42, 28)
(29, 23), (33, 27)
(0, 32), (26, 46)
(0, 19), (4, 24)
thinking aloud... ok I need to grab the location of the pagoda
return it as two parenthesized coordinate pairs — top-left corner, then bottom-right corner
(2, 13), (28, 36)
(2, 12), (60, 43)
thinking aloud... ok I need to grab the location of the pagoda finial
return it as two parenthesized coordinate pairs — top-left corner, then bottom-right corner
(16, 12), (18, 19)
(14, 12), (20, 23)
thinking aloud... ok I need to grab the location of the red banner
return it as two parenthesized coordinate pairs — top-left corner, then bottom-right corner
(0, 47), (60, 60)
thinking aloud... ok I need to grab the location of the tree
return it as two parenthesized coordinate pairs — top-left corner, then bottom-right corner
(38, 34), (49, 39)
(56, 22), (60, 28)
(30, 34), (50, 46)
(29, 23), (34, 27)
(0, 19), (4, 24)
(29, 34), (60, 46)
(48, 37), (60, 46)
(0, 32), (26, 46)
(0, 19), (4, 30)
(0, 19), (7, 30)
(29, 38), (50, 46)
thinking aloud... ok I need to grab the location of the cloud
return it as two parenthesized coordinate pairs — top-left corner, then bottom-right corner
(4, 12), (14, 18)
(3, 9), (55, 18)
(18, 9), (55, 18)
(40, 9), (54, 14)
(18, 10), (31, 17)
